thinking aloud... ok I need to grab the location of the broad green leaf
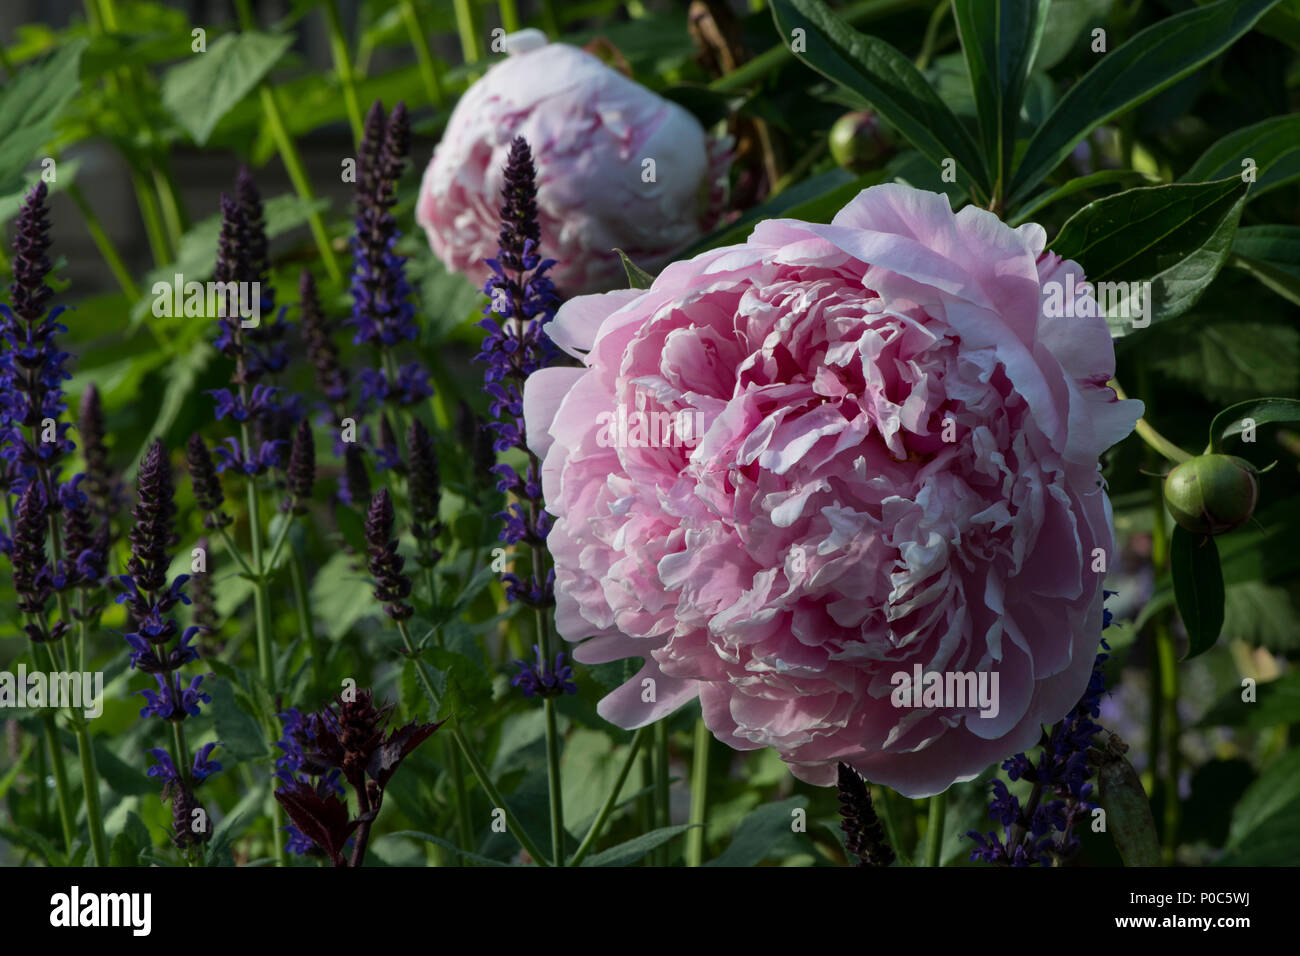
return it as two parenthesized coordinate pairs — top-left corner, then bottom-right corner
(1170, 524), (1225, 660)
(1181, 114), (1300, 198)
(1220, 747), (1300, 865)
(1220, 581), (1300, 655)
(582, 824), (694, 867)
(1208, 397), (1300, 452)
(1008, 168), (1156, 225)
(614, 249), (655, 290)
(705, 796), (811, 867)
(422, 647), (493, 722)
(1008, 0), (1282, 202)
(109, 812), (153, 868)
(1097, 739), (1161, 866)
(769, 0), (990, 198)
(1198, 670), (1300, 730)
(1139, 309), (1300, 406)
(1050, 178), (1248, 332)
(952, 0), (1049, 200)
(161, 31), (294, 145)
(208, 679), (269, 761)
(310, 551), (379, 639)
(0, 39), (87, 195)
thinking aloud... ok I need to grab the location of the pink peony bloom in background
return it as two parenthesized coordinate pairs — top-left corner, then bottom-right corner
(524, 183), (1142, 798)
(416, 29), (730, 296)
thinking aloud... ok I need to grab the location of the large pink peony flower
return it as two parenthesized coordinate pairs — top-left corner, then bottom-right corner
(416, 29), (729, 296)
(523, 183), (1142, 798)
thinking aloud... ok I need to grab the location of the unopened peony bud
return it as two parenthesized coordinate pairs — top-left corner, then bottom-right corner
(829, 111), (894, 173)
(417, 32), (731, 295)
(1163, 454), (1259, 535)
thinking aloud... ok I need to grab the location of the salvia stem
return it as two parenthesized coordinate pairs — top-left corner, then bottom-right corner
(65, 182), (141, 301)
(234, 0), (342, 284)
(323, 0), (365, 144)
(451, 0), (481, 63)
(569, 726), (646, 867)
(925, 791), (948, 867)
(400, 0), (446, 107)
(393, 617), (551, 866)
(652, 720), (671, 865)
(245, 473), (275, 689)
(213, 523), (257, 580)
(534, 604), (566, 866)
(686, 715), (711, 866)
(40, 710), (76, 854)
(1148, 476), (1180, 865)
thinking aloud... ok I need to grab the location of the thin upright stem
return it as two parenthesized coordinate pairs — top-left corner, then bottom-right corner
(452, 0), (482, 63)
(66, 183), (141, 300)
(41, 711), (76, 855)
(324, 0), (365, 145)
(653, 720), (671, 865)
(686, 716), (711, 866)
(1111, 379), (1191, 465)
(925, 791), (947, 867)
(569, 727), (646, 866)
(401, 0), (446, 107)
(244, 468), (275, 690)
(236, 0), (342, 284)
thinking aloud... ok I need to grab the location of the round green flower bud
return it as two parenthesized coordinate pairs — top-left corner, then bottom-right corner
(829, 111), (894, 173)
(1163, 454), (1260, 536)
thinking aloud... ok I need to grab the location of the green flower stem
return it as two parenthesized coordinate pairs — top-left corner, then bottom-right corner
(402, 0), (446, 107)
(685, 716), (711, 866)
(569, 726), (646, 866)
(42, 473), (109, 865)
(914, 0), (950, 71)
(151, 162), (187, 253)
(925, 791), (947, 867)
(71, 723), (107, 866)
(41, 711), (76, 854)
(498, 0), (521, 32)
(637, 747), (653, 865)
(264, 511), (296, 575)
(244, 463), (275, 690)
(213, 523), (258, 579)
(66, 183), (140, 300)
(324, 0), (365, 144)
(257, 85), (342, 284)
(131, 168), (171, 266)
(236, 0), (342, 285)
(393, 618), (552, 865)
(873, 784), (910, 866)
(452, 0), (482, 63)
(652, 720), (671, 865)
(540, 0), (561, 36)
(535, 606), (566, 866)
(1147, 471), (1180, 864)
(1111, 380), (1192, 465)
